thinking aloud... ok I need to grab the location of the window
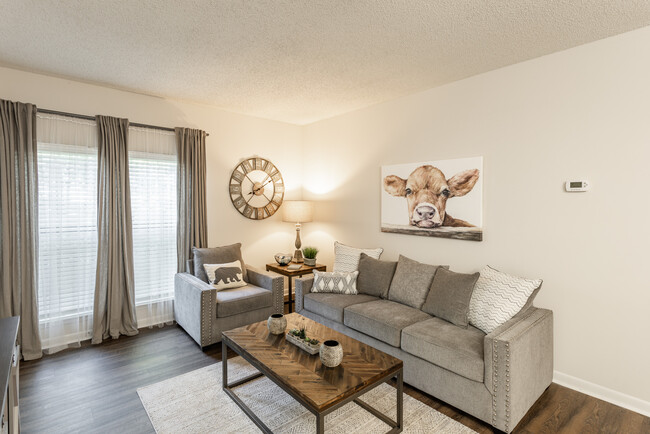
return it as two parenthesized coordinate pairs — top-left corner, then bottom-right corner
(37, 114), (98, 351)
(128, 127), (177, 327)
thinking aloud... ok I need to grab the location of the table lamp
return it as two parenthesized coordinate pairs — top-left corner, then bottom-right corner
(282, 201), (314, 263)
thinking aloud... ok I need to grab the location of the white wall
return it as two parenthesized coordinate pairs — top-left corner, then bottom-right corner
(302, 27), (650, 411)
(0, 66), (303, 268)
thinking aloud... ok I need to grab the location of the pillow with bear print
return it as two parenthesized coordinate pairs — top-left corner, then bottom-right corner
(203, 260), (247, 291)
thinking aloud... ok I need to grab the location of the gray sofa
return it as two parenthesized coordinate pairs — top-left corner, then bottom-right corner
(175, 263), (284, 348)
(295, 276), (553, 433)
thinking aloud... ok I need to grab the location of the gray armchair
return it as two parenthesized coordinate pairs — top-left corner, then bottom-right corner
(174, 261), (284, 348)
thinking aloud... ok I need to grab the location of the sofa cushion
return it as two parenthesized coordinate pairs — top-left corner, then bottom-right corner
(357, 253), (397, 298)
(216, 284), (271, 318)
(312, 270), (359, 295)
(469, 266), (542, 334)
(388, 255), (445, 309)
(421, 268), (479, 328)
(203, 260), (247, 291)
(333, 241), (383, 272)
(401, 317), (486, 382)
(303, 293), (379, 323)
(344, 300), (431, 347)
(193, 243), (248, 283)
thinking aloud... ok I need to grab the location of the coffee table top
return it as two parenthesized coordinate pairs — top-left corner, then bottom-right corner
(222, 313), (403, 412)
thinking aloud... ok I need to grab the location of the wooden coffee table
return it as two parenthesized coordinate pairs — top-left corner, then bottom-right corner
(222, 313), (404, 433)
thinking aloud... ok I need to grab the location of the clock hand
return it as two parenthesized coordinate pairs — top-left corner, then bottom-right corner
(252, 178), (273, 194)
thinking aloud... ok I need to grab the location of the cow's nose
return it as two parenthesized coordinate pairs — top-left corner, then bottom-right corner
(415, 205), (435, 220)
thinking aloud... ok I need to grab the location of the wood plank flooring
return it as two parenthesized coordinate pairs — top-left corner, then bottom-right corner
(19, 325), (650, 433)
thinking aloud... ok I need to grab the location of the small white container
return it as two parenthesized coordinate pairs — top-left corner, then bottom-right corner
(319, 340), (343, 367)
(267, 314), (287, 335)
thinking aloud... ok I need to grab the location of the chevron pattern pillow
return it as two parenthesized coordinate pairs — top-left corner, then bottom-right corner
(468, 266), (542, 334)
(312, 270), (359, 295)
(333, 241), (383, 272)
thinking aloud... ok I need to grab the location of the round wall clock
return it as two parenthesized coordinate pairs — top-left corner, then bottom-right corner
(229, 157), (285, 220)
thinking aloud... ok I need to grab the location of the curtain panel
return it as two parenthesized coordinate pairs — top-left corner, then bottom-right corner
(0, 99), (43, 360)
(92, 115), (139, 344)
(175, 127), (208, 272)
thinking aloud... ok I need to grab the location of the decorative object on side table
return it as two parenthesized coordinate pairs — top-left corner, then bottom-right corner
(282, 201), (314, 263)
(320, 340), (343, 367)
(302, 246), (318, 266)
(267, 314), (287, 335)
(274, 253), (292, 266)
(286, 328), (320, 354)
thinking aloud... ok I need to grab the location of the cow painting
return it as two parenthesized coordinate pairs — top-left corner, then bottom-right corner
(381, 157), (483, 241)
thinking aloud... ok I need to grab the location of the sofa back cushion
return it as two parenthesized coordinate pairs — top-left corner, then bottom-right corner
(193, 243), (248, 283)
(388, 255), (445, 309)
(356, 253), (397, 298)
(468, 265), (542, 333)
(421, 268), (479, 328)
(312, 270), (359, 295)
(333, 241), (383, 272)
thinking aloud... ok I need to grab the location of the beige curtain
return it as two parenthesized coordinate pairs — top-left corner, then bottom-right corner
(0, 99), (42, 360)
(175, 127), (208, 272)
(92, 115), (138, 344)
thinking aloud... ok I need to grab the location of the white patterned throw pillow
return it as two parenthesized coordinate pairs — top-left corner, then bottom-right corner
(333, 241), (383, 272)
(203, 260), (247, 291)
(468, 266), (542, 334)
(312, 270), (359, 295)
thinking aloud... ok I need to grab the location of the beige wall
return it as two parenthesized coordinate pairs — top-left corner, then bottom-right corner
(302, 27), (650, 408)
(0, 66), (303, 268)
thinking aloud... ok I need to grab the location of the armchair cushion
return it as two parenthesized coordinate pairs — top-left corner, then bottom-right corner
(192, 243), (248, 283)
(216, 284), (272, 318)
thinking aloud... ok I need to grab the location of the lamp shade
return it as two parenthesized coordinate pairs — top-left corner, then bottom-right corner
(282, 201), (313, 223)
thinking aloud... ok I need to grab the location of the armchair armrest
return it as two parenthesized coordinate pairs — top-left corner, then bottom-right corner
(294, 277), (314, 313)
(174, 273), (216, 347)
(247, 268), (284, 314)
(484, 307), (554, 432)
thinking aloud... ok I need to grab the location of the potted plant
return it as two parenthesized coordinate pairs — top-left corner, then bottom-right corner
(302, 246), (319, 266)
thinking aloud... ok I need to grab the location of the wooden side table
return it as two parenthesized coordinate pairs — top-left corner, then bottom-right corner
(265, 263), (326, 313)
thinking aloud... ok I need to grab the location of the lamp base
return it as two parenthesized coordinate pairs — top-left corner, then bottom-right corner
(292, 249), (304, 263)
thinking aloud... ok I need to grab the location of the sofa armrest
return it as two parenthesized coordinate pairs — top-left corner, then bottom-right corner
(294, 277), (314, 313)
(174, 273), (216, 347)
(247, 267), (284, 314)
(484, 307), (554, 432)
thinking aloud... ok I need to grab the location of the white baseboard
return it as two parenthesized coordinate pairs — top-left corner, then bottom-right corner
(554, 371), (650, 417)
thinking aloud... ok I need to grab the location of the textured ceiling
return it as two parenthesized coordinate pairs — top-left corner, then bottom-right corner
(1, 1), (650, 125)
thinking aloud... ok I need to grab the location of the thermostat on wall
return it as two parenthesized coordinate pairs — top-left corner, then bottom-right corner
(565, 181), (590, 192)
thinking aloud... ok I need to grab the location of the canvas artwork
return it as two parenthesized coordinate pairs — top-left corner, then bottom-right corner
(381, 156), (483, 241)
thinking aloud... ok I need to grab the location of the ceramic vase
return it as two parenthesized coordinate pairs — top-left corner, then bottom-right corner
(319, 340), (343, 367)
(267, 314), (287, 335)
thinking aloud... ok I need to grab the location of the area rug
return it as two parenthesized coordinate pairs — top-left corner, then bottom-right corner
(137, 357), (476, 433)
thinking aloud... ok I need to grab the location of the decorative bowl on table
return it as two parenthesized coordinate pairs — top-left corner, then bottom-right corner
(274, 253), (293, 266)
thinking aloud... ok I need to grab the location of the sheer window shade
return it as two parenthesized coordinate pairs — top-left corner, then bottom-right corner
(128, 127), (177, 327)
(37, 114), (98, 352)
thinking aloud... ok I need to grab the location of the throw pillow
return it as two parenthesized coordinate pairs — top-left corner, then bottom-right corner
(468, 266), (543, 334)
(203, 260), (247, 290)
(357, 253), (397, 298)
(333, 241), (383, 272)
(388, 255), (446, 309)
(421, 268), (480, 328)
(312, 270), (359, 295)
(193, 243), (248, 283)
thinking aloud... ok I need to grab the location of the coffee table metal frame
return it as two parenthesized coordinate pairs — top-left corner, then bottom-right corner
(222, 337), (403, 434)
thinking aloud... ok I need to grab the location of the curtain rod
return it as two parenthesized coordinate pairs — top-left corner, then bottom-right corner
(36, 108), (209, 136)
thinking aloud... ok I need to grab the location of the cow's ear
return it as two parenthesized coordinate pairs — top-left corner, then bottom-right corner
(384, 175), (407, 197)
(447, 169), (479, 197)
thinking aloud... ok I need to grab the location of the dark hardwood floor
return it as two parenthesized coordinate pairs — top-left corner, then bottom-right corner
(20, 324), (650, 434)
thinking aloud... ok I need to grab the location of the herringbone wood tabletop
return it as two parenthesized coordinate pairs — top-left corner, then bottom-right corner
(222, 313), (403, 412)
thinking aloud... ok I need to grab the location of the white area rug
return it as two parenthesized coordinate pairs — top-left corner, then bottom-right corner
(137, 357), (476, 433)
